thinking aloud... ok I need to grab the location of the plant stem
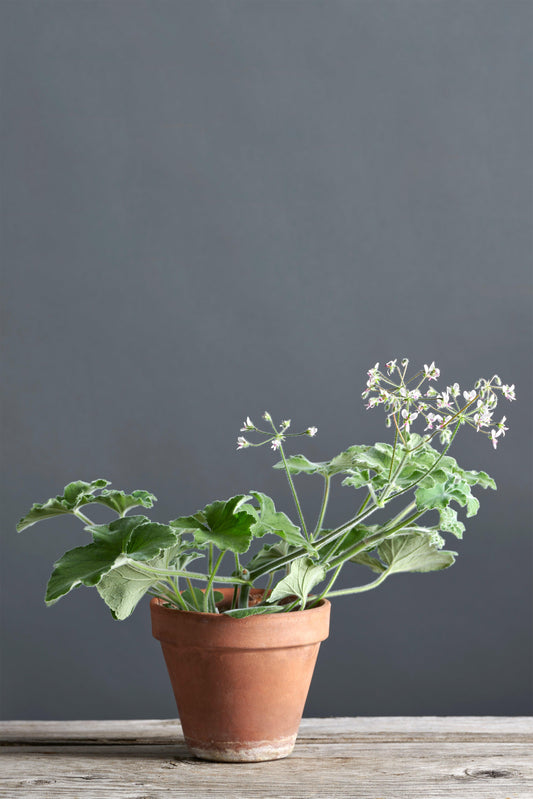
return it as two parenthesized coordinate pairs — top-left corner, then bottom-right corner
(73, 509), (97, 527)
(248, 503), (379, 582)
(203, 551), (224, 612)
(312, 563), (343, 605)
(123, 559), (250, 585)
(326, 510), (425, 571)
(239, 583), (251, 609)
(324, 570), (390, 597)
(185, 577), (201, 610)
(278, 441), (309, 541)
(313, 475), (330, 538)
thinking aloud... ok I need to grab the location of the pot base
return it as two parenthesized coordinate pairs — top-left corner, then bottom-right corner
(185, 733), (297, 762)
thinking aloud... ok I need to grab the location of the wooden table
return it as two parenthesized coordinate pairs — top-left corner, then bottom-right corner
(1, 717), (532, 798)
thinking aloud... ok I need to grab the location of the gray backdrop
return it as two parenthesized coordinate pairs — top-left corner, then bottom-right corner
(1, 0), (531, 720)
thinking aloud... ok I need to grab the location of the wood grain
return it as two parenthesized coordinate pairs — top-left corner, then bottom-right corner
(1, 718), (532, 798)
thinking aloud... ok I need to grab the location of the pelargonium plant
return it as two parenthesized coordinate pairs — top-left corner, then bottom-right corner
(17, 360), (515, 619)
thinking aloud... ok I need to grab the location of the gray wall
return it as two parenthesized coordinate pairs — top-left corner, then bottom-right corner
(2, 0), (531, 720)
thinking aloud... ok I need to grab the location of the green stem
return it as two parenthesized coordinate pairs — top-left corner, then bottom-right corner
(203, 551), (224, 612)
(388, 420), (461, 502)
(123, 559), (250, 585)
(313, 475), (330, 538)
(248, 503), (379, 582)
(257, 573), (274, 605)
(327, 510), (425, 570)
(387, 426), (399, 483)
(283, 598), (301, 613)
(154, 581), (190, 611)
(73, 509), (97, 527)
(185, 577), (201, 610)
(239, 583), (251, 609)
(279, 441), (309, 541)
(312, 563), (343, 605)
(324, 570), (390, 597)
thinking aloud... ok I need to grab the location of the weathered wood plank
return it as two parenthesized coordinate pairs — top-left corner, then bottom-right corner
(1, 718), (532, 799)
(2, 716), (532, 742)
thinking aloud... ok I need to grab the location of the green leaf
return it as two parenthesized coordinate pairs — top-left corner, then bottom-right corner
(222, 606), (285, 618)
(45, 516), (179, 606)
(88, 489), (157, 516)
(319, 525), (368, 563)
(377, 533), (457, 575)
(436, 504), (466, 538)
(96, 563), (157, 620)
(17, 479), (110, 532)
(415, 476), (470, 512)
(246, 492), (308, 548)
(268, 558), (326, 606)
(244, 541), (295, 574)
(459, 469), (497, 490)
(171, 495), (255, 554)
(350, 551), (387, 573)
(96, 539), (201, 620)
(273, 454), (330, 475)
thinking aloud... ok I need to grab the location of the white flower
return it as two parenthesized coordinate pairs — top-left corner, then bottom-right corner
(502, 384), (516, 401)
(401, 408), (418, 433)
(385, 359), (397, 373)
(240, 416), (255, 431)
(262, 411), (272, 421)
(280, 419), (291, 431)
(490, 429), (500, 449)
(237, 437), (250, 450)
(424, 412), (443, 431)
(436, 391), (453, 411)
(307, 426), (318, 437)
(463, 390), (476, 402)
(496, 416), (508, 436)
(425, 387), (438, 398)
(449, 383), (460, 397)
(424, 361), (440, 381)
(271, 438), (282, 450)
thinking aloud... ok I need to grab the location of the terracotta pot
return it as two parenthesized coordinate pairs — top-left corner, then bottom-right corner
(150, 589), (330, 762)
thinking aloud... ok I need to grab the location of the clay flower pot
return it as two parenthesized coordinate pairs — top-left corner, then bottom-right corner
(150, 589), (330, 762)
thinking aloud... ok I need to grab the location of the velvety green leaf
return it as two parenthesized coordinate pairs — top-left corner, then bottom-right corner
(244, 541), (294, 574)
(16, 479), (110, 532)
(350, 551), (387, 573)
(415, 476), (470, 512)
(172, 496), (255, 554)
(377, 533), (456, 574)
(319, 525), (368, 563)
(268, 558), (326, 605)
(438, 507), (465, 538)
(461, 469), (497, 490)
(46, 543), (117, 604)
(45, 516), (179, 606)
(222, 605), (285, 618)
(88, 489), (157, 516)
(273, 454), (330, 475)
(126, 522), (180, 560)
(466, 495), (480, 518)
(96, 540), (200, 620)
(247, 492), (307, 547)
(96, 563), (156, 620)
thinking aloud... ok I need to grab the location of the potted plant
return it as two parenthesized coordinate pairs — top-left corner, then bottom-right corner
(17, 359), (515, 761)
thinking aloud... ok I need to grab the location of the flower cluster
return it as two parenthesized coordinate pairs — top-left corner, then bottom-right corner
(362, 359), (515, 448)
(237, 413), (317, 451)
